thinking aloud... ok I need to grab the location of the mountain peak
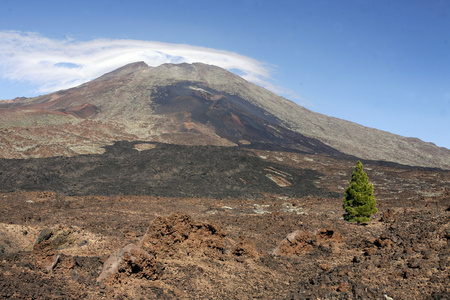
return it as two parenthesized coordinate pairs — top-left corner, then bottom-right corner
(94, 61), (150, 81)
(116, 61), (149, 70)
(1, 61), (449, 169)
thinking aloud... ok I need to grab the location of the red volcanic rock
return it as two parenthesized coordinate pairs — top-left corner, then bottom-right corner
(140, 213), (232, 259)
(97, 244), (158, 284)
(271, 228), (344, 257)
(32, 240), (59, 272)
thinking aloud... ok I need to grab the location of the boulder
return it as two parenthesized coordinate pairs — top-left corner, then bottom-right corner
(97, 244), (158, 284)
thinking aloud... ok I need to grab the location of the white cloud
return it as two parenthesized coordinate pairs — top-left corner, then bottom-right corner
(0, 30), (286, 96)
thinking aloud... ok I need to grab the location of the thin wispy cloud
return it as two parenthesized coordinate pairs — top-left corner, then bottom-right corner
(0, 31), (299, 99)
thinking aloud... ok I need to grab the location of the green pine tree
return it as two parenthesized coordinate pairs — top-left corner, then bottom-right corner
(343, 161), (378, 223)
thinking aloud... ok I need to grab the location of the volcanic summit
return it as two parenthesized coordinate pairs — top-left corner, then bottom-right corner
(1, 61), (449, 169)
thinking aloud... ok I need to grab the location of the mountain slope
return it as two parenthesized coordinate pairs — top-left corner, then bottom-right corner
(0, 62), (449, 169)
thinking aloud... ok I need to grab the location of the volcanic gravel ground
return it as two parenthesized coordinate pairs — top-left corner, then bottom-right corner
(0, 145), (449, 299)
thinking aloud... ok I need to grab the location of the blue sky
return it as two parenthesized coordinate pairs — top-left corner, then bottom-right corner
(1, 0), (449, 149)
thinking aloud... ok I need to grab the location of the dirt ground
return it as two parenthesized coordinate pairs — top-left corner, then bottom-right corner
(0, 144), (449, 299)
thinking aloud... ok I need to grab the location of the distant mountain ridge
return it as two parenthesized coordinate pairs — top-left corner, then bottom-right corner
(0, 61), (449, 169)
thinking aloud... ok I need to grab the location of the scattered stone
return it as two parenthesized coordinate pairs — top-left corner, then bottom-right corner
(374, 236), (393, 248)
(134, 143), (156, 151)
(97, 244), (158, 284)
(253, 204), (270, 214)
(364, 246), (378, 257)
(337, 281), (350, 292)
(318, 263), (332, 271)
(316, 229), (343, 242)
(78, 240), (88, 247)
(32, 240), (59, 271)
(380, 209), (397, 223)
(352, 256), (363, 263)
(272, 228), (344, 257)
(280, 203), (307, 215)
(231, 236), (259, 259)
(36, 228), (53, 244)
(70, 269), (79, 281)
(407, 258), (421, 269)
(271, 230), (315, 256)
(45, 254), (60, 273)
(52, 231), (70, 248)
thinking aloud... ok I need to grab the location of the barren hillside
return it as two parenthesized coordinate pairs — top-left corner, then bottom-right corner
(1, 62), (449, 168)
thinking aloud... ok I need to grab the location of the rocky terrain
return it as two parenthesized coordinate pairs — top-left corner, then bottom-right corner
(0, 62), (449, 299)
(0, 144), (449, 299)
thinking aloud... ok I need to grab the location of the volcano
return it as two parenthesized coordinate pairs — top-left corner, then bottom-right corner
(1, 61), (449, 169)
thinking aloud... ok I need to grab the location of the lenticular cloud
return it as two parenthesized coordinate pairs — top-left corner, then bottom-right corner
(0, 31), (273, 94)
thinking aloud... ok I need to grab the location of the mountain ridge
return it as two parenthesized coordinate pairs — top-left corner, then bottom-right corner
(0, 62), (449, 169)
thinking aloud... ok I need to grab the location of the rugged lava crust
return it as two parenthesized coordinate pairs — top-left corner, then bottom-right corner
(0, 141), (337, 198)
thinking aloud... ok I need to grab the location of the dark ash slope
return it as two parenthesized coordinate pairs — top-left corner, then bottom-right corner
(0, 142), (337, 199)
